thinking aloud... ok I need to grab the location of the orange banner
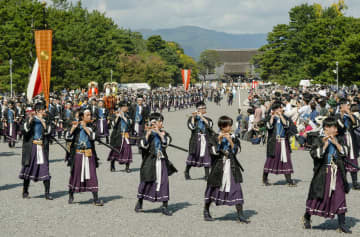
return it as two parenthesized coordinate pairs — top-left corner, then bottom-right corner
(35, 30), (52, 108)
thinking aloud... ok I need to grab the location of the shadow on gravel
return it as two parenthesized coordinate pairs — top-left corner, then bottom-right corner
(0, 152), (18, 157)
(143, 202), (192, 214)
(0, 183), (22, 191)
(78, 195), (123, 205)
(312, 216), (360, 230)
(49, 158), (65, 163)
(113, 168), (140, 173)
(189, 177), (207, 181)
(215, 209), (258, 221)
(272, 179), (302, 186)
(34, 190), (69, 199)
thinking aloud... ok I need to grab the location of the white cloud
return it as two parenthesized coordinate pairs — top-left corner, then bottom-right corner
(68, 0), (360, 33)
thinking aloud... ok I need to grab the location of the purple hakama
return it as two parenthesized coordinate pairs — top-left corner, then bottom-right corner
(6, 123), (17, 142)
(186, 134), (211, 168)
(204, 173), (244, 206)
(344, 135), (359, 172)
(19, 144), (51, 182)
(306, 166), (347, 219)
(69, 152), (99, 193)
(107, 140), (133, 164)
(96, 119), (109, 137)
(264, 140), (293, 174)
(137, 160), (169, 202)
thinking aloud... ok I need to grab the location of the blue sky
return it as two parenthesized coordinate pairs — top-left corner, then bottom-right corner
(60, 0), (360, 33)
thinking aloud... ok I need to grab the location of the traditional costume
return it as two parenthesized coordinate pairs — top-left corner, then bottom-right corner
(108, 101), (133, 172)
(303, 119), (351, 233)
(135, 113), (177, 216)
(185, 102), (214, 180)
(19, 103), (53, 200)
(263, 103), (296, 186)
(66, 113), (103, 206)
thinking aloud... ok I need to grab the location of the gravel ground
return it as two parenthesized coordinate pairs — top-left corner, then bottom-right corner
(0, 92), (359, 237)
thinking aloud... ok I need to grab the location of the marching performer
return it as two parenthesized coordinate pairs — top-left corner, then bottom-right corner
(335, 98), (360, 189)
(108, 101), (133, 173)
(89, 98), (97, 120)
(3, 101), (18, 148)
(19, 102), (53, 200)
(54, 97), (63, 139)
(66, 109), (103, 206)
(95, 100), (110, 144)
(263, 102), (296, 186)
(15, 100), (25, 140)
(135, 113), (177, 216)
(303, 117), (351, 233)
(62, 101), (74, 161)
(184, 101), (214, 180)
(203, 116), (250, 223)
(129, 95), (150, 147)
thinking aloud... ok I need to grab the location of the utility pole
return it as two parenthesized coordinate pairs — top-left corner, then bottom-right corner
(336, 61), (339, 91)
(9, 59), (13, 98)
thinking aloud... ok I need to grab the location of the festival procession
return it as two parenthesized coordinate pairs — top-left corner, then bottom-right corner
(1, 0), (360, 236)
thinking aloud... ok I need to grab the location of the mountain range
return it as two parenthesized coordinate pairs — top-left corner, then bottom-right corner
(137, 26), (267, 59)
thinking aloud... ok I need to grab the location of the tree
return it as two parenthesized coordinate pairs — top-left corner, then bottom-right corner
(198, 50), (221, 79)
(252, 1), (360, 86)
(146, 35), (165, 53)
(0, 0), (197, 92)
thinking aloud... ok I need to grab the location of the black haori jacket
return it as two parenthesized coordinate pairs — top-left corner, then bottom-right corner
(128, 104), (150, 127)
(335, 113), (360, 157)
(65, 125), (99, 170)
(207, 135), (244, 187)
(265, 115), (296, 158)
(61, 109), (74, 130)
(110, 114), (133, 147)
(139, 132), (177, 182)
(187, 116), (215, 155)
(21, 117), (51, 167)
(307, 132), (350, 200)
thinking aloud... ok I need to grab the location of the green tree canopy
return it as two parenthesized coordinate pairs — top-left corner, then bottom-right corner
(252, 0), (360, 86)
(0, 0), (198, 94)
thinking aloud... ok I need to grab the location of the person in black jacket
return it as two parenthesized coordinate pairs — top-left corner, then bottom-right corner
(263, 102), (296, 186)
(203, 116), (250, 223)
(335, 98), (360, 190)
(184, 101), (214, 180)
(303, 117), (351, 233)
(107, 101), (133, 172)
(15, 100), (25, 140)
(66, 109), (103, 206)
(3, 101), (18, 148)
(129, 95), (150, 148)
(18, 102), (53, 200)
(54, 97), (63, 139)
(95, 100), (110, 144)
(135, 113), (177, 216)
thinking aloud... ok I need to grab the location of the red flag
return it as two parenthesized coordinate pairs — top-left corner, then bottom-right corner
(181, 69), (191, 91)
(252, 80), (258, 89)
(27, 58), (42, 102)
